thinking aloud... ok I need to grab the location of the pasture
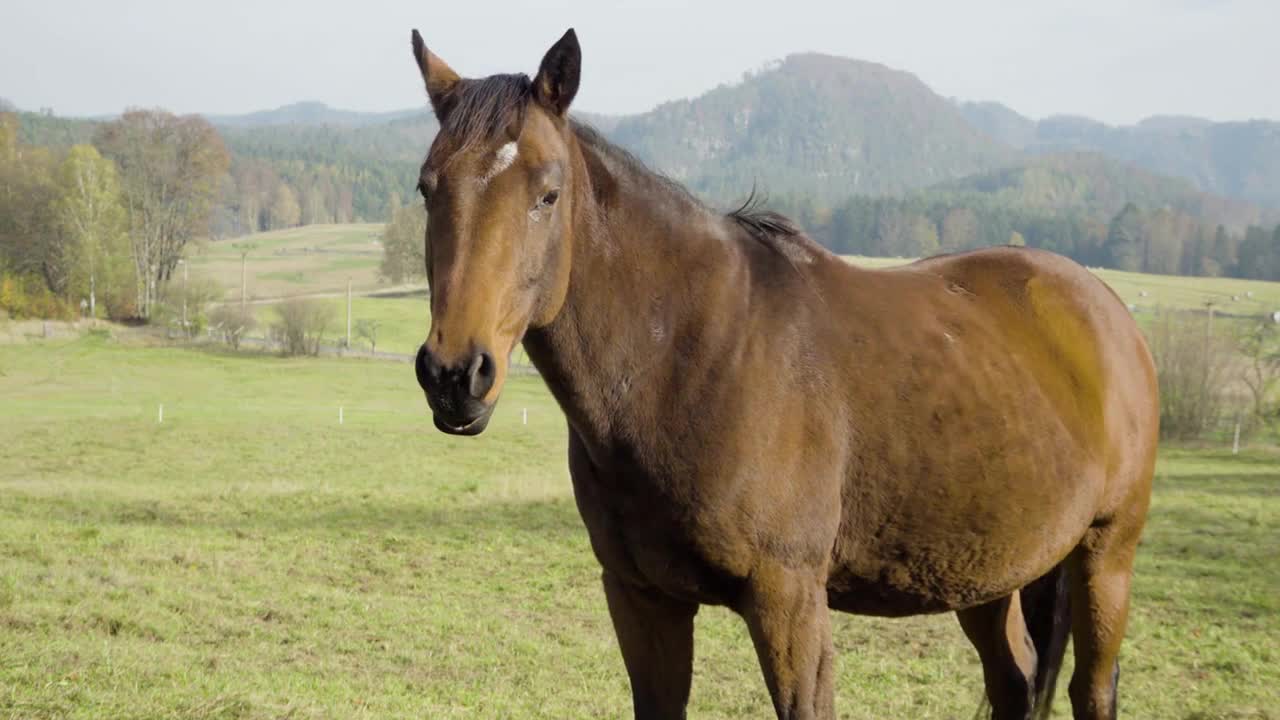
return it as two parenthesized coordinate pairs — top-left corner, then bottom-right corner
(190, 225), (388, 301)
(1, 336), (1277, 719)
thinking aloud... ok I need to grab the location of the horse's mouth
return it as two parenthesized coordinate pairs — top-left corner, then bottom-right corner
(433, 407), (493, 436)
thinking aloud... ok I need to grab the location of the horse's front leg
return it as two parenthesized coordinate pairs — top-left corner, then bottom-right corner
(602, 570), (699, 720)
(740, 561), (836, 720)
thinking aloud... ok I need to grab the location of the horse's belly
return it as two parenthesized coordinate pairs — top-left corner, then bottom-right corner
(826, 482), (1096, 616)
(825, 577), (956, 617)
(824, 557), (1022, 617)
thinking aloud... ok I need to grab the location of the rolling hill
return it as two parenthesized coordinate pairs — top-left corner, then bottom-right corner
(958, 101), (1280, 210)
(609, 54), (1017, 203)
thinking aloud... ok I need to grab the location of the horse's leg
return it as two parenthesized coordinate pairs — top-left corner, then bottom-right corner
(1066, 520), (1142, 720)
(957, 593), (1037, 720)
(601, 571), (698, 720)
(739, 562), (835, 720)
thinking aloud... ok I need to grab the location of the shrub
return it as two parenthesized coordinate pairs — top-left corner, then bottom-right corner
(1147, 309), (1233, 441)
(355, 318), (383, 354)
(154, 276), (226, 337)
(273, 298), (334, 356)
(209, 305), (257, 350)
(0, 272), (75, 320)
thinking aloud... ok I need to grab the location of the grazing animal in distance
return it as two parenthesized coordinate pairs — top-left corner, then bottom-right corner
(408, 27), (1158, 720)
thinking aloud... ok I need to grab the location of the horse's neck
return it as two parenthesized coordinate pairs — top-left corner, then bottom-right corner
(523, 132), (743, 449)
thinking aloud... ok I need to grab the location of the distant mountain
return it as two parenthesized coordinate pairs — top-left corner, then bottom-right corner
(0, 97), (16, 112)
(611, 53), (1017, 203)
(958, 101), (1280, 210)
(206, 101), (423, 128)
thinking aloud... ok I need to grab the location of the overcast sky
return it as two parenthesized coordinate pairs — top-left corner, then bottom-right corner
(2, 0), (1275, 125)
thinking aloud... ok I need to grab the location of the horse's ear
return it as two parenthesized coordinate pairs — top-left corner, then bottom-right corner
(411, 29), (461, 117)
(533, 29), (580, 117)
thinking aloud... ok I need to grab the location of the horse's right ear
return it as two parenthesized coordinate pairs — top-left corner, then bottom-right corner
(411, 29), (461, 117)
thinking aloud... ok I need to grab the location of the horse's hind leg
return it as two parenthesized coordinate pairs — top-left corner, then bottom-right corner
(601, 571), (699, 720)
(957, 593), (1037, 720)
(1066, 518), (1143, 720)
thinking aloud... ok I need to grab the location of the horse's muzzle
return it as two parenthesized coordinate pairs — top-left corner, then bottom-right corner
(415, 343), (497, 435)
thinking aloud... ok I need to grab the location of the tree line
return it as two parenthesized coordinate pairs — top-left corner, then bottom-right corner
(1, 110), (229, 320)
(767, 193), (1280, 281)
(1, 107), (403, 321)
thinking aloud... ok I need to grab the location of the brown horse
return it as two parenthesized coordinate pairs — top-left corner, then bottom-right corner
(408, 28), (1157, 720)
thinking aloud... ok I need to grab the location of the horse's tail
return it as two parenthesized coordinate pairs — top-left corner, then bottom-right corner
(1021, 561), (1072, 720)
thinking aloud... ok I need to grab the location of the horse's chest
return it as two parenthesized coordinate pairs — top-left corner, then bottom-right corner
(569, 453), (748, 606)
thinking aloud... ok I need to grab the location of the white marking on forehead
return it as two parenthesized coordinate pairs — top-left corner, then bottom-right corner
(477, 142), (518, 188)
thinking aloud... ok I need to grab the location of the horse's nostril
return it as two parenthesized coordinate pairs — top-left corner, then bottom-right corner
(415, 344), (442, 391)
(467, 351), (496, 399)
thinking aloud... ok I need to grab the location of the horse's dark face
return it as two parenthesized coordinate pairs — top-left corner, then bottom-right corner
(410, 29), (581, 435)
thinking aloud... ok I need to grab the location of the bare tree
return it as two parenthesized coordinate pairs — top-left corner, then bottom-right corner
(94, 110), (229, 317)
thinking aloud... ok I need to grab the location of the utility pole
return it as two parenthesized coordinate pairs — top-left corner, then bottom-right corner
(178, 259), (188, 332)
(346, 277), (352, 349)
(232, 242), (256, 311)
(1204, 300), (1217, 358)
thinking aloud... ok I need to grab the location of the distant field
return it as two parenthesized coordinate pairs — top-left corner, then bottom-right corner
(1, 337), (1277, 719)
(188, 224), (388, 301)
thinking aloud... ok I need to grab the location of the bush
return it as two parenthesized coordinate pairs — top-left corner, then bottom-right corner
(273, 298), (334, 356)
(209, 305), (257, 350)
(1147, 309), (1233, 441)
(0, 273), (76, 320)
(154, 276), (226, 337)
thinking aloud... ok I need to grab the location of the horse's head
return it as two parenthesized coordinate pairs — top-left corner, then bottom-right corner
(409, 29), (581, 435)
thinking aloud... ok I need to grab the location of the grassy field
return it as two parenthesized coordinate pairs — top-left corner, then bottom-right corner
(1, 337), (1277, 719)
(189, 225), (387, 301)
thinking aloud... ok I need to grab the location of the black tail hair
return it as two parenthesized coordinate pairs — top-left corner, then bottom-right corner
(1022, 562), (1072, 720)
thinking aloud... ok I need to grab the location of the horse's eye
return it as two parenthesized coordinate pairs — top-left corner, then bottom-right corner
(540, 189), (560, 207)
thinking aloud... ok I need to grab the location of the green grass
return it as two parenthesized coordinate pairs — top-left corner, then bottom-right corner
(2, 338), (1276, 719)
(187, 225), (389, 300)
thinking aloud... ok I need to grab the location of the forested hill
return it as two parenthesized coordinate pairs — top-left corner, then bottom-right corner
(929, 152), (1274, 230)
(608, 53), (1016, 202)
(958, 101), (1280, 211)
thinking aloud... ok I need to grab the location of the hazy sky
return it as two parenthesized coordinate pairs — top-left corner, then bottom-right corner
(2, 0), (1276, 125)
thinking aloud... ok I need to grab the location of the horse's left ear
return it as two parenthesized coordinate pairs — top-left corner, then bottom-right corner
(533, 29), (580, 117)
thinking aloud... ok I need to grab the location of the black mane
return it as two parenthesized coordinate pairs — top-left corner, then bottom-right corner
(727, 189), (804, 242)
